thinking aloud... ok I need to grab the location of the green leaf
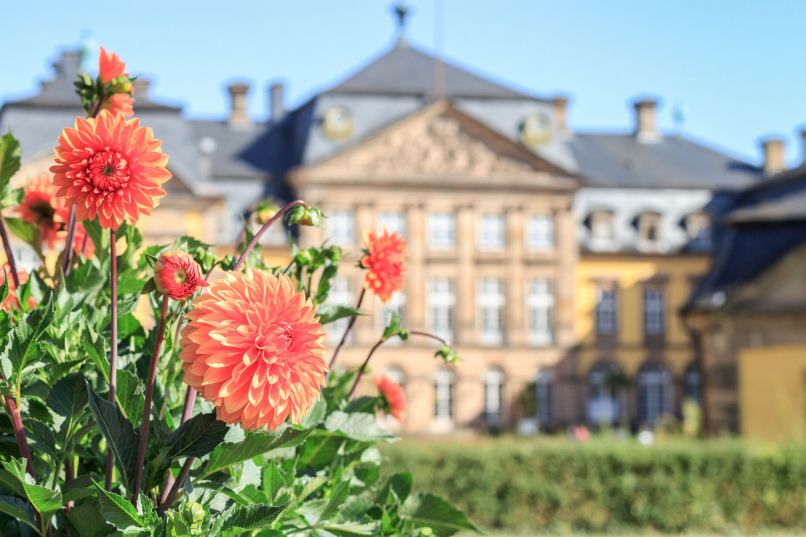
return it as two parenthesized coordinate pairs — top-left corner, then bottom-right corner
(26, 418), (59, 457)
(198, 427), (311, 479)
(115, 369), (145, 425)
(0, 296), (54, 386)
(299, 435), (343, 470)
(0, 458), (62, 516)
(221, 503), (286, 531)
(388, 471), (413, 503)
(0, 132), (21, 196)
(317, 304), (364, 325)
(319, 521), (380, 536)
(94, 482), (143, 530)
(47, 372), (90, 421)
(0, 494), (37, 532)
(402, 493), (479, 536)
(0, 268), (7, 306)
(166, 411), (229, 458)
(86, 383), (139, 489)
(324, 411), (394, 442)
(4, 217), (39, 248)
(66, 500), (113, 537)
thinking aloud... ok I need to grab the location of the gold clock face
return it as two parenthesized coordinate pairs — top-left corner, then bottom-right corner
(520, 112), (552, 147)
(322, 106), (353, 141)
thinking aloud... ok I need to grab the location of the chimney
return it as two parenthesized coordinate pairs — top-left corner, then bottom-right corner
(132, 77), (150, 98)
(632, 97), (660, 142)
(760, 137), (786, 176)
(270, 81), (285, 123)
(227, 82), (251, 128)
(551, 95), (570, 135)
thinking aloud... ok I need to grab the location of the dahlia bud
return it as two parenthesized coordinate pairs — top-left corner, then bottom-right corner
(153, 250), (208, 300)
(253, 200), (281, 226)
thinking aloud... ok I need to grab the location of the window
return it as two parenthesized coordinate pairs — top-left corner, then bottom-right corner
(684, 362), (701, 403)
(428, 278), (455, 342)
(535, 371), (553, 430)
(484, 368), (506, 427)
(434, 369), (454, 422)
(595, 285), (618, 337)
(637, 362), (674, 425)
(685, 212), (711, 251)
(428, 212), (455, 249)
(327, 209), (355, 246)
(478, 214), (506, 250)
(325, 277), (354, 345)
(636, 212), (662, 251)
(378, 211), (406, 238)
(526, 214), (554, 251)
(386, 366), (406, 388)
(379, 292), (406, 345)
(643, 286), (666, 337)
(588, 210), (615, 250)
(478, 278), (505, 346)
(527, 279), (554, 346)
(587, 362), (624, 426)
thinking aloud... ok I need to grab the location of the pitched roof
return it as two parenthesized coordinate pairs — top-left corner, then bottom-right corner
(569, 133), (761, 190)
(330, 42), (541, 100)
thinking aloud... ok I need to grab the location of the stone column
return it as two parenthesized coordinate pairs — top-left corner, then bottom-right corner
(507, 206), (526, 346)
(456, 204), (475, 345)
(555, 205), (577, 347)
(406, 203), (426, 329)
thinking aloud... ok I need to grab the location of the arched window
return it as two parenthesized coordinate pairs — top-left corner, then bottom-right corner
(483, 367), (505, 426)
(434, 369), (454, 423)
(637, 362), (674, 425)
(587, 361), (624, 426)
(683, 362), (701, 404)
(535, 371), (553, 429)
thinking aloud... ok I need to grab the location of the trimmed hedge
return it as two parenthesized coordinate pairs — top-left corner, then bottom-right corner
(381, 438), (806, 533)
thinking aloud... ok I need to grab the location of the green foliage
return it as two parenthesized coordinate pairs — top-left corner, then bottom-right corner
(383, 438), (806, 533)
(0, 132), (21, 200)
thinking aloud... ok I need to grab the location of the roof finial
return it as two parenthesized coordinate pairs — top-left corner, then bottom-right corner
(392, 1), (410, 46)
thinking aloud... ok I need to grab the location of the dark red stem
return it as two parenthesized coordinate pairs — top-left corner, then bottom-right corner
(61, 207), (77, 276)
(0, 215), (20, 288)
(159, 457), (192, 515)
(328, 288), (365, 375)
(132, 294), (170, 505)
(346, 337), (387, 399)
(3, 394), (34, 476)
(231, 200), (305, 272)
(158, 385), (196, 508)
(105, 229), (118, 490)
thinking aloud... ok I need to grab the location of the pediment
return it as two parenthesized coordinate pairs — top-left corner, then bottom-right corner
(294, 101), (575, 188)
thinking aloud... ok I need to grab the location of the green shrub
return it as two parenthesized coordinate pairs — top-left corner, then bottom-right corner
(382, 438), (806, 533)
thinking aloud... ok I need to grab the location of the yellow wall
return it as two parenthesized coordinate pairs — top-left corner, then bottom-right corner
(740, 345), (806, 441)
(575, 255), (709, 376)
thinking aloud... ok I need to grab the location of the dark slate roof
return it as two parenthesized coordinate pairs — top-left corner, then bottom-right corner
(189, 120), (271, 179)
(569, 134), (761, 190)
(727, 189), (806, 223)
(330, 42), (541, 100)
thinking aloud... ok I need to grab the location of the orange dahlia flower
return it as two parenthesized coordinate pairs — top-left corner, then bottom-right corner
(360, 230), (406, 303)
(154, 250), (208, 300)
(374, 374), (407, 421)
(50, 110), (171, 230)
(180, 271), (327, 430)
(103, 92), (135, 117)
(99, 46), (127, 84)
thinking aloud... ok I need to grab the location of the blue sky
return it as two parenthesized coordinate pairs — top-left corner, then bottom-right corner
(2, 1), (805, 164)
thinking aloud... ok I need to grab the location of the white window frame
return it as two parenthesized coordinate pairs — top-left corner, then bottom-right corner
(643, 286), (666, 336)
(589, 210), (616, 251)
(478, 278), (505, 346)
(483, 368), (505, 426)
(595, 286), (618, 336)
(535, 371), (553, 429)
(428, 278), (455, 342)
(478, 213), (506, 250)
(527, 279), (554, 346)
(327, 209), (355, 246)
(526, 214), (554, 252)
(378, 210), (407, 238)
(434, 369), (454, 422)
(428, 212), (456, 249)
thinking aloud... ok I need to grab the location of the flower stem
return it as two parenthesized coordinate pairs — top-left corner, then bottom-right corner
(61, 207), (77, 277)
(232, 200), (305, 272)
(159, 457), (193, 515)
(328, 288), (365, 376)
(0, 214), (20, 288)
(408, 330), (450, 347)
(105, 229), (118, 490)
(3, 392), (35, 476)
(158, 385), (196, 509)
(132, 294), (170, 506)
(346, 337), (387, 399)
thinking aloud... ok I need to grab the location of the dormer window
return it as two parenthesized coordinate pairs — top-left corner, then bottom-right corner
(588, 210), (616, 251)
(684, 212), (711, 251)
(636, 211), (662, 252)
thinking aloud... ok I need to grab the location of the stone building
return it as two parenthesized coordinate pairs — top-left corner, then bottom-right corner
(0, 13), (765, 435)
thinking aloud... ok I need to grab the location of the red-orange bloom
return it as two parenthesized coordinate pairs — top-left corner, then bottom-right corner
(360, 230), (406, 303)
(50, 110), (171, 230)
(0, 268), (34, 311)
(17, 175), (61, 248)
(154, 250), (208, 300)
(180, 271), (327, 431)
(374, 374), (407, 421)
(103, 92), (135, 117)
(99, 46), (127, 84)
